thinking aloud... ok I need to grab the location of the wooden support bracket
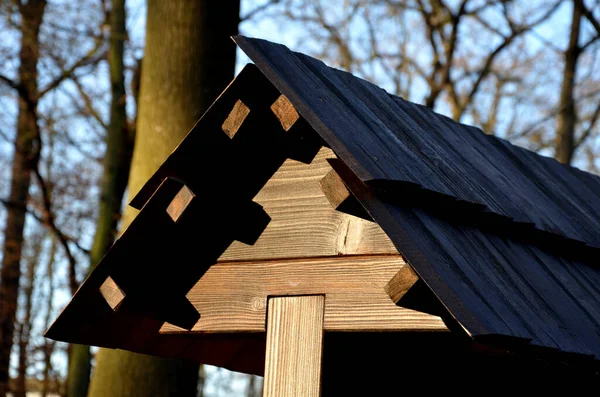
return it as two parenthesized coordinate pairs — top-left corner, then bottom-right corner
(386, 263), (448, 317)
(319, 169), (373, 221)
(264, 295), (325, 397)
(385, 264), (419, 303)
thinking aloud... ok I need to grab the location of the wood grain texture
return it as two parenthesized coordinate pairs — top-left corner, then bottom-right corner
(160, 255), (447, 333)
(330, 158), (600, 359)
(99, 276), (125, 311)
(234, 35), (600, 257)
(264, 295), (324, 397)
(166, 185), (195, 223)
(219, 147), (396, 261)
(319, 169), (372, 221)
(221, 99), (250, 138)
(271, 94), (299, 131)
(385, 264), (419, 303)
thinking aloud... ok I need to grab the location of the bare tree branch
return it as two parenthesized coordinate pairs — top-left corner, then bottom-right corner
(241, 0), (280, 21)
(581, 1), (600, 35)
(0, 197), (89, 256)
(454, 1), (562, 119)
(32, 166), (80, 294)
(0, 74), (19, 91)
(576, 100), (600, 147)
(38, 40), (106, 99)
(69, 73), (108, 129)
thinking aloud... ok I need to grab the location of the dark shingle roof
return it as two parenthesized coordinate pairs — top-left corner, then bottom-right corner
(234, 36), (600, 359)
(46, 36), (600, 368)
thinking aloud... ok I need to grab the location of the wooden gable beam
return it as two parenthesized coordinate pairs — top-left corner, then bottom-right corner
(159, 255), (448, 334)
(130, 65), (323, 210)
(48, 65), (327, 339)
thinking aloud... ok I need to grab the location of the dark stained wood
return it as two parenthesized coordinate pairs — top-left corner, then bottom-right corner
(49, 64), (324, 333)
(233, 36), (600, 360)
(321, 333), (600, 394)
(329, 157), (600, 358)
(319, 169), (372, 221)
(129, 63), (287, 210)
(234, 36), (600, 258)
(396, 278), (453, 318)
(47, 38), (600, 369)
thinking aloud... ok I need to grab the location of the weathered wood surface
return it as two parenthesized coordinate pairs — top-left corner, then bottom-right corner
(160, 255), (447, 333)
(263, 296), (324, 397)
(330, 158), (600, 359)
(166, 185), (195, 223)
(221, 99), (250, 138)
(385, 264), (419, 303)
(234, 35), (600, 257)
(319, 168), (372, 221)
(234, 36), (600, 360)
(99, 276), (125, 311)
(271, 94), (299, 131)
(219, 147), (396, 261)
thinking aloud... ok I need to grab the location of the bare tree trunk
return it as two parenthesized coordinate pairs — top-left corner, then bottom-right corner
(0, 2), (47, 395)
(41, 238), (57, 397)
(555, 0), (583, 164)
(66, 1), (132, 396)
(88, 1), (240, 395)
(14, 231), (44, 397)
(247, 375), (261, 397)
(197, 365), (205, 397)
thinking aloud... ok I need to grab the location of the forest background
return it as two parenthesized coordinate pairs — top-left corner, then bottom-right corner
(0, 0), (599, 396)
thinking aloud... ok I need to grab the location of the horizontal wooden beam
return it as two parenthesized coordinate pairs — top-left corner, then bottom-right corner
(160, 255), (448, 334)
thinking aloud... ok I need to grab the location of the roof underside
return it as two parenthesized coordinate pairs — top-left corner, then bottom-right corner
(234, 36), (600, 360)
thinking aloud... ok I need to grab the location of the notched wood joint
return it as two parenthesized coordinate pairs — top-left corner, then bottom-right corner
(166, 185), (195, 223)
(385, 265), (419, 303)
(271, 94), (299, 131)
(100, 276), (126, 311)
(386, 265), (447, 317)
(319, 168), (373, 221)
(222, 99), (250, 138)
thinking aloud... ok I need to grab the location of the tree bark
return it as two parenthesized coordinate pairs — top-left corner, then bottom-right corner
(88, 1), (240, 396)
(0, 1), (46, 395)
(247, 375), (262, 397)
(66, 0), (132, 396)
(555, 0), (583, 164)
(41, 238), (57, 397)
(14, 230), (43, 397)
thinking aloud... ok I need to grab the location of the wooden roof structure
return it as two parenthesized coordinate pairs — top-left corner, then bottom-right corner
(47, 37), (600, 391)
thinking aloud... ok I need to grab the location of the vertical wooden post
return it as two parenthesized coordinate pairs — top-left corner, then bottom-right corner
(263, 295), (325, 397)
